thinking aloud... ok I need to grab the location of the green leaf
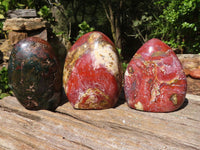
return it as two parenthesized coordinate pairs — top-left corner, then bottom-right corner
(0, 93), (10, 99)
(76, 21), (95, 40)
(4, 84), (9, 90)
(0, 14), (4, 19)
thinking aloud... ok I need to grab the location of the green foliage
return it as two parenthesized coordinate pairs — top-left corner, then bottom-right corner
(0, 21), (5, 38)
(0, 0), (199, 57)
(0, 0), (36, 38)
(0, 0), (35, 14)
(38, 5), (54, 22)
(152, 0), (200, 53)
(117, 48), (128, 73)
(0, 0), (8, 19)
(0, 0), (9, 38)
(132, 0), (200, 54)
(132, 12), (153, 43)
(14, 0), (35, 9)
(76, 21), (95, 40)
(0, 67), (13, 99)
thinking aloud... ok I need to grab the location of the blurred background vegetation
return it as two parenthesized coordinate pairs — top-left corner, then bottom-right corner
(0, 0), (200, 60)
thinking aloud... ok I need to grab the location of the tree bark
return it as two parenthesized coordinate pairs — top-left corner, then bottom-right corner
(101, 0), (122, 50)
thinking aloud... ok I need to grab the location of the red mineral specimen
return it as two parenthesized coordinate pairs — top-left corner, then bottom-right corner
(63, 31), (122, 109)
(124, 38), (187, 112)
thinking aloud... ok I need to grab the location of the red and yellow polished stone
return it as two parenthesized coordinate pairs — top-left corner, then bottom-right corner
(124, 38), (187, 112)
(63, 31), (122, 109)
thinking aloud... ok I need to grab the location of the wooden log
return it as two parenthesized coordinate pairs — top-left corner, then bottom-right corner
(177, 54), (200, 95)
(7, 9), (37, 18)
(177, 54), (200, 71)
(3, 18), (46, 31)
(0, 94), (199, 150)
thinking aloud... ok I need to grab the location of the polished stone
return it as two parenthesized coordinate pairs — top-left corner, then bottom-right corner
(63, 31), (122, 109)
(8, 37), (62, 110)
(124, 38), (187, 112)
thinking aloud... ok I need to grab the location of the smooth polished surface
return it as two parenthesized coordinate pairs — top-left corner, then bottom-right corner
(124, 38), (187, 112)
(63, 31), (122, 109)
(8, 37), (62, 110)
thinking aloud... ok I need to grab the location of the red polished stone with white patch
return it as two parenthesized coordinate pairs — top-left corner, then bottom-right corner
(124, 38), (187, 112)
(63, 31), (122, 109)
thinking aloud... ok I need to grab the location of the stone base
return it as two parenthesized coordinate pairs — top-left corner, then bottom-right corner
(0, 40), (12, 62)
(8, 31), (28, 45)
(3, 18), (46, 31)
(8, 28), (47, 45)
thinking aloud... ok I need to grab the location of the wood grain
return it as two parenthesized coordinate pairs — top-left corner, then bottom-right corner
(0, 94), (199, 150)
(7, 9), (37, 18)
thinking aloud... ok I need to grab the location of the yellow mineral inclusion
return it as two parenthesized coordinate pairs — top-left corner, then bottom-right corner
(151, 51), (167, 57)
(88, 32), (101, 44)
(170, 94), (178, 105)
(134, 101), (144, 111)
(75, 88), (111, 109)
(74, 103), (79, 109)
(134, 53), (142, 59)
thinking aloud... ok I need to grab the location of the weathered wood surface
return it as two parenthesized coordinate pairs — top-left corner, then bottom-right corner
(0, 93), (199, 150)
(7, 9), (37, 18)
(178, 54), (200, 96)
(3, 18), (46, 31)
